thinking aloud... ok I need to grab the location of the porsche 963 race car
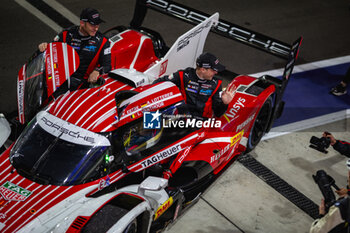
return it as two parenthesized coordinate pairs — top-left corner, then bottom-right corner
(0, 1), (302, 232)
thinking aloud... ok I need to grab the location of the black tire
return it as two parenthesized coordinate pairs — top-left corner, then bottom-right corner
(246, 96), (273, 153)
(123, 218), (137, 233)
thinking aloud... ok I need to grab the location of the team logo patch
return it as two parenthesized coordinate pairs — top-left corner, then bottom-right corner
(0, 181), (32, 202)
(84, 45), (97, 52)
(185, 87), (198, 93)
(143, 110), (162, 129)
(199, 89), (213, 95)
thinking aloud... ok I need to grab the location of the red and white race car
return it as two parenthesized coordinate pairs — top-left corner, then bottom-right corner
(0, 1), (301, 232)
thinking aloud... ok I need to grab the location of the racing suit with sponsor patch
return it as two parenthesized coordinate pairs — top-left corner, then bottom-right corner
(333, 140), (350, 158)
(154, 67), (228, 117)
(54, 26), (111, 80)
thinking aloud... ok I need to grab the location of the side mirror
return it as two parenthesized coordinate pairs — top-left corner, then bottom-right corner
(0, 114), (11, 149)
(138, 176), (168, 195)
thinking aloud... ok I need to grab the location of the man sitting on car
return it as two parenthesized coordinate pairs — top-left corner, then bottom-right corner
(153, 52), (235, 118)
(38, 8), (111, 96)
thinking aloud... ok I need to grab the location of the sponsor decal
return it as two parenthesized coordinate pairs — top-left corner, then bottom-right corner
(142, 102), (165, 112)
(199, 89), (213, 95)
(37, 112), (110, 146)
(154, 197), (173, 220)
(201, 84), (212, 88)
(225, 97), (246, 120)
(97, 176), (110, 190)
(188, 85), (198, 89)
(46, 56), (52, 75)
(185, 87), (198, 93)
(178, 146), (192, 163)
(143, 110), (162, 129)
(127, 106), (140, 114)
(159, 59), (168, 77)
(41, 116), (95, 143)
(236, 113), (256, 131)
(141, 145), (182, 168)
(210, 131), (244, 164)
(18, 80), (24, 117)
(148, 93), (173, 104)
(84, 45), (97, 52)
(231, 130), (244, 146)
(177, 21), (211, 51)
(211, 144), (230, 163)
(0, 181), (32, 202)
(52, 44), (58, 63)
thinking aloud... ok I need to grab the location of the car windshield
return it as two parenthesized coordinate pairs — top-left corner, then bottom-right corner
(10, 111), (111, 186)
(23, 52), (46, 121)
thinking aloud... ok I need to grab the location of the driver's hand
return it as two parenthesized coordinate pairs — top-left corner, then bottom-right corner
(221, 83), (236, 105)
(38, 42), (48, 52)
(88, 70), (100, 83)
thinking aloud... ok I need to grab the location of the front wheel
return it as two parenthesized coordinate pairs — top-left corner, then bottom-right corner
(123, 218), (137, 233)
(246, 96), (273, 153)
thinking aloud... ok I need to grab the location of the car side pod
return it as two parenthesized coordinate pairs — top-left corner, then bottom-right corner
(0, 113), (11, 149)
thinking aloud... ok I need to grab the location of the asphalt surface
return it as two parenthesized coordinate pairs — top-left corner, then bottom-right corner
(1, 0), (350, 114)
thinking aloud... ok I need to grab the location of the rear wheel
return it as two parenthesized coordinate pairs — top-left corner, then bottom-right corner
(246, 97), (273, 152)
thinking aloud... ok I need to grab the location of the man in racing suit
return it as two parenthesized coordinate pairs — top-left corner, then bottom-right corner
(324, 132), (350, 158)
(38, 8), (111, 96)
(153, 52), (235, 118)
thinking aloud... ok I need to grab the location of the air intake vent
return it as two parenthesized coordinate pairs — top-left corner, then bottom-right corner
(67, 216), (89, 232)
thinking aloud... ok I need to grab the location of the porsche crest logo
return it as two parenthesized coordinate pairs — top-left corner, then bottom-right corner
(0, 181), (32, 202)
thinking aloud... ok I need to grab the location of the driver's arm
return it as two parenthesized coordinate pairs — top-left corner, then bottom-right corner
(97, 39), (111, 75)
(38, 31), (64, 52)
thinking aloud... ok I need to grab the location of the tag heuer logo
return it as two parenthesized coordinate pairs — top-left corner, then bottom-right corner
(0, 181), (32, 201)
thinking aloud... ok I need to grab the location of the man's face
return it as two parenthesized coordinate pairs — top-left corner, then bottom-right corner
(199, 67), (218, 80)
(80, 21), (100, 36)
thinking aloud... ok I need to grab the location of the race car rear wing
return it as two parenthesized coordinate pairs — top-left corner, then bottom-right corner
(130, 0), (294, 60)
